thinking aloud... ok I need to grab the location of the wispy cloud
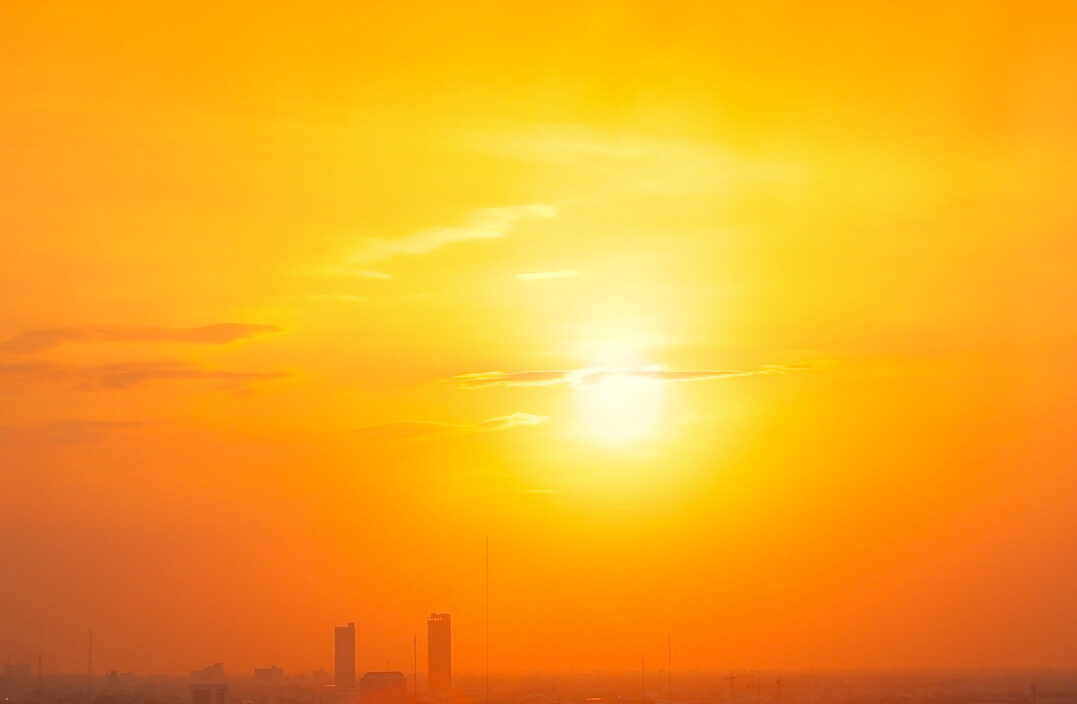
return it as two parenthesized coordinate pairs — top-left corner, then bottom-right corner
(304, 294), (368, 304)
(352, 204), (556, 263)
(357, 411), (548, 439)
(0, 360), (290, 393)
(482, 127), (663, 164)
(448, 364), (814, 389)
(0, 419), (150, 445)
(470, 411), (549, 433)
(355, 269), (393, 280)
(515, 270), (581, 281)
(0, 323), (280, 354)
(481, 127), (801, 195)
(451, 370), (581, 389)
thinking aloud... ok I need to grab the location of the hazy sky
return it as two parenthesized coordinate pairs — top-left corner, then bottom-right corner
(2, 1), (1076, 676)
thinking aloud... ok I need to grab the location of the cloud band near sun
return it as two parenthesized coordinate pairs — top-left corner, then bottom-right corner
(448, 364), (815, 389)
(515, 270), (581, 281)
(0, 360), (290, 393)
(0, 323), (280, 354)
(356, 412), (548, 439)
(352, 203), (556, 264)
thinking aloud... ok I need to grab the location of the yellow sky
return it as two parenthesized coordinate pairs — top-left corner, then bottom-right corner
(2, 0), (1077, 676)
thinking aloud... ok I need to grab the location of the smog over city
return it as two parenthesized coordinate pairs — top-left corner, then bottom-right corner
(3, 5), (1076, 704)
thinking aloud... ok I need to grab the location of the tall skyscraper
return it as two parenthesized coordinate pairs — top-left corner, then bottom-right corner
(253, 666), (284, 686)
(190, 663), (228, 704)
(359, 672), (407, 704)
(427, 613), (451, 696)
(335, 622), (356, 691)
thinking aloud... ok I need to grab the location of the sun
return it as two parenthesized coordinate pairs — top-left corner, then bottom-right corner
(575, 370), (665, 443)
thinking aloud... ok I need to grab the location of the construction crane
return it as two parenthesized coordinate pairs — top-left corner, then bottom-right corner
(726, 673), (739, 700)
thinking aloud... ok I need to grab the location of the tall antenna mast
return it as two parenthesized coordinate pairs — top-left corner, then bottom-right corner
(485, 537), (490, 704)
(667, 634), (671, 704)
(641, 656), (645, 704)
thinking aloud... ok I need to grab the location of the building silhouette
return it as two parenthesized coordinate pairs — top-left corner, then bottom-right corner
(2, 664), (31, 680)
(253, 666), (284, 685)
(190, 663), (228, 704)
(426, 613), (451, 696)
(335, 623), (356, 691)
(359, 672), (406, 704)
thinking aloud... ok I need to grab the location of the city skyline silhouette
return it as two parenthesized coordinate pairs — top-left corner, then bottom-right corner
(3, 0), (1077, 691)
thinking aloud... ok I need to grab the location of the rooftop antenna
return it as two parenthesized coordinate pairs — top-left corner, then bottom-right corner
(641, 656), (645, 704)
(666, 634), (672, 704)
(485, 536), (490, 704)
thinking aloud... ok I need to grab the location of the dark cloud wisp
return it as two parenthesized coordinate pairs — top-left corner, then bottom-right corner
(0, 420), (150, 446)
(356, 412), (548, 439)
(448, 364), (813, 389)
(0, 360), (290, 392)
(0, 323), (280, 353)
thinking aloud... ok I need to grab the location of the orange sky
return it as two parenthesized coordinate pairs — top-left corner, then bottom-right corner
(2, 0), (1077, 676)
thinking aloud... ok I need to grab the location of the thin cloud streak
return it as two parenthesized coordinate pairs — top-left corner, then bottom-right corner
(0, 360), (290, 392)
(515, 270), (582, 281)
(352, 204), (556, 263)
(304, 294), (368, 304)
(0, 419), (150, 446)
(0, 323), (280, 354)
(451, 370), (581, 389)
(482, 127), (802, 193)
(449, 364), (814, 389)
(356, 411), (548, 439)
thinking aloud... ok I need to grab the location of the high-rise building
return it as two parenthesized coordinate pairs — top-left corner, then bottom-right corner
(359, 672), (406, 704)
(427, 613), (451, 695)
(3, 664), (32, 680)
(335, 623), (356, 691)
(253, 666), (284, 685)
(190, 663), (228, 704)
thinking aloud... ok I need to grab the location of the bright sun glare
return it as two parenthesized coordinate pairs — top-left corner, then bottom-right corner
(575, 370), (665, 443)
